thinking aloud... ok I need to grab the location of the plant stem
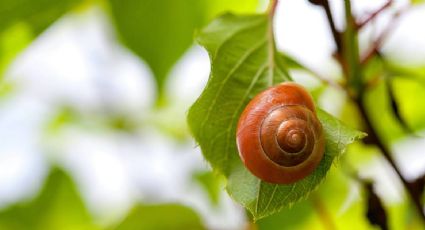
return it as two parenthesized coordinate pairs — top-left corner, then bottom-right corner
(268, 0), (278, 19)
(361, 6), (409, 65)
(356, 0), (393, 29)
(321, 0), (342, 55)
(323, 0), (425, 222)
(343, 0), (362, 91)
(267, 0), (278, 86)
(354, 95), (425, 221)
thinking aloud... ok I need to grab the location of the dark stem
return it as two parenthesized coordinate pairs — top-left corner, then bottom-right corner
(321, 0), (342, 55)
(268, 0), (279, 19)
(356, 0), (393, 29)
(361, 7), (408, 65)
(321, 0), (425, 222)
(354, 95), (425, 221)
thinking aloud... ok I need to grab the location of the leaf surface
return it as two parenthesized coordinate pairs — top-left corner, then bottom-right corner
(227, 110), (365, 219)
(188, 14), (290, 175)
(188, 13), (365, 219)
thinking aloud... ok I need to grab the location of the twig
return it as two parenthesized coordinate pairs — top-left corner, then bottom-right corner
(361, 6), (410, 65)
(356, 0), (393, 29)
(267, 0), (278, 87)
(267, 0), (278, 19)
(321, 0), (425, 222)
(354, 95), (425, 221)
(304, 66), (346, 91)
(322, 0), (343, 55)
(306, 68), (344, 91)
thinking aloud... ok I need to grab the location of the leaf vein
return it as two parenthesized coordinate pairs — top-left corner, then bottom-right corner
(263, 184), (278, 212)
(199, 38), (267, 144)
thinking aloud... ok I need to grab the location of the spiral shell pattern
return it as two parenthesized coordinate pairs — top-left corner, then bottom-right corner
(236, 82), (325, 184)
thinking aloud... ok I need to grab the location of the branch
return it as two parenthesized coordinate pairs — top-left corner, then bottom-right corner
(361, 7), (409, 65)
(322, 0), (343, 55)
(267, 0), (278, 19)
(356, 0), (393, 29)
(306, 68), (345, 91)
(354, 95), (425, 222)
(321, 0), (425, 222)
(308, 0), (342, 54)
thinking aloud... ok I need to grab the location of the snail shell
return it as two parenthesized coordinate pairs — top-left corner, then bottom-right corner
(236, 82), (325, 184)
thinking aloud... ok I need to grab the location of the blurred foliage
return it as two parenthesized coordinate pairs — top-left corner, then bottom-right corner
(0, 0), (261, 102)
(146, 102), (192, 141)
(107, 0), (260, 101)
(0, 81), (14, 99)
(363, 57), (425, 144)
(44, 106), (144, 137)
(365, 79), (406, 144)
(0, 167), (99, 230)
(255, 167), (371, 230)
(0, 167), (206, 230)
(392, 75), (425, 132)
(113, 204), (205, 230)
(256, 164), (425, 229)
(107, 0), (205, 98)
(0, 23), (32, 79)
(46, 106), (80, 134)
(0, 0), (83, 35)
(0, 0), (89, 82)
(193, 171), (223, 206)
(411, 0), (425, 5)
(205, 0), (260, 21)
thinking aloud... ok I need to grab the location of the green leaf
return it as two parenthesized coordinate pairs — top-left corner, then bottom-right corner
(411, 0), (425, 5)
(188, 13), (290, 175)
(107, 0), (261, 101)
(280, 54), (307, 70)
(188, 13), (365, 220)
(382, 58), (425, 87)
(0, 23), (33, 80)
(0, 167), (98, 230)
(45, 106), (80, 134)
(193, 171), (223, 206)
(227, 110), (365, 220)
(0, 0), (83, 35)
(107, 0), (205, 97)
(381, 60), (425, 132)
(364, 80), (408, 143)
(391, 77), (425, 132)
(206, 0), (260, 21)
(386, 77), (416, 134)
(114, 204), (205, 230)
(256, 199), (314, 230)
(0, 0), (85, 82)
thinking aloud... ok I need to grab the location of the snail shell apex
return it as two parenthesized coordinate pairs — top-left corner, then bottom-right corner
(236, 82), (325, 184)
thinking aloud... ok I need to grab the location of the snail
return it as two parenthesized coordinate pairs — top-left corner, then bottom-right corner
(236, 82), (325, 184)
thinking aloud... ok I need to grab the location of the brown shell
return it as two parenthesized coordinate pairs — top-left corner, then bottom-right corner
(236, 82), (325, 184)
